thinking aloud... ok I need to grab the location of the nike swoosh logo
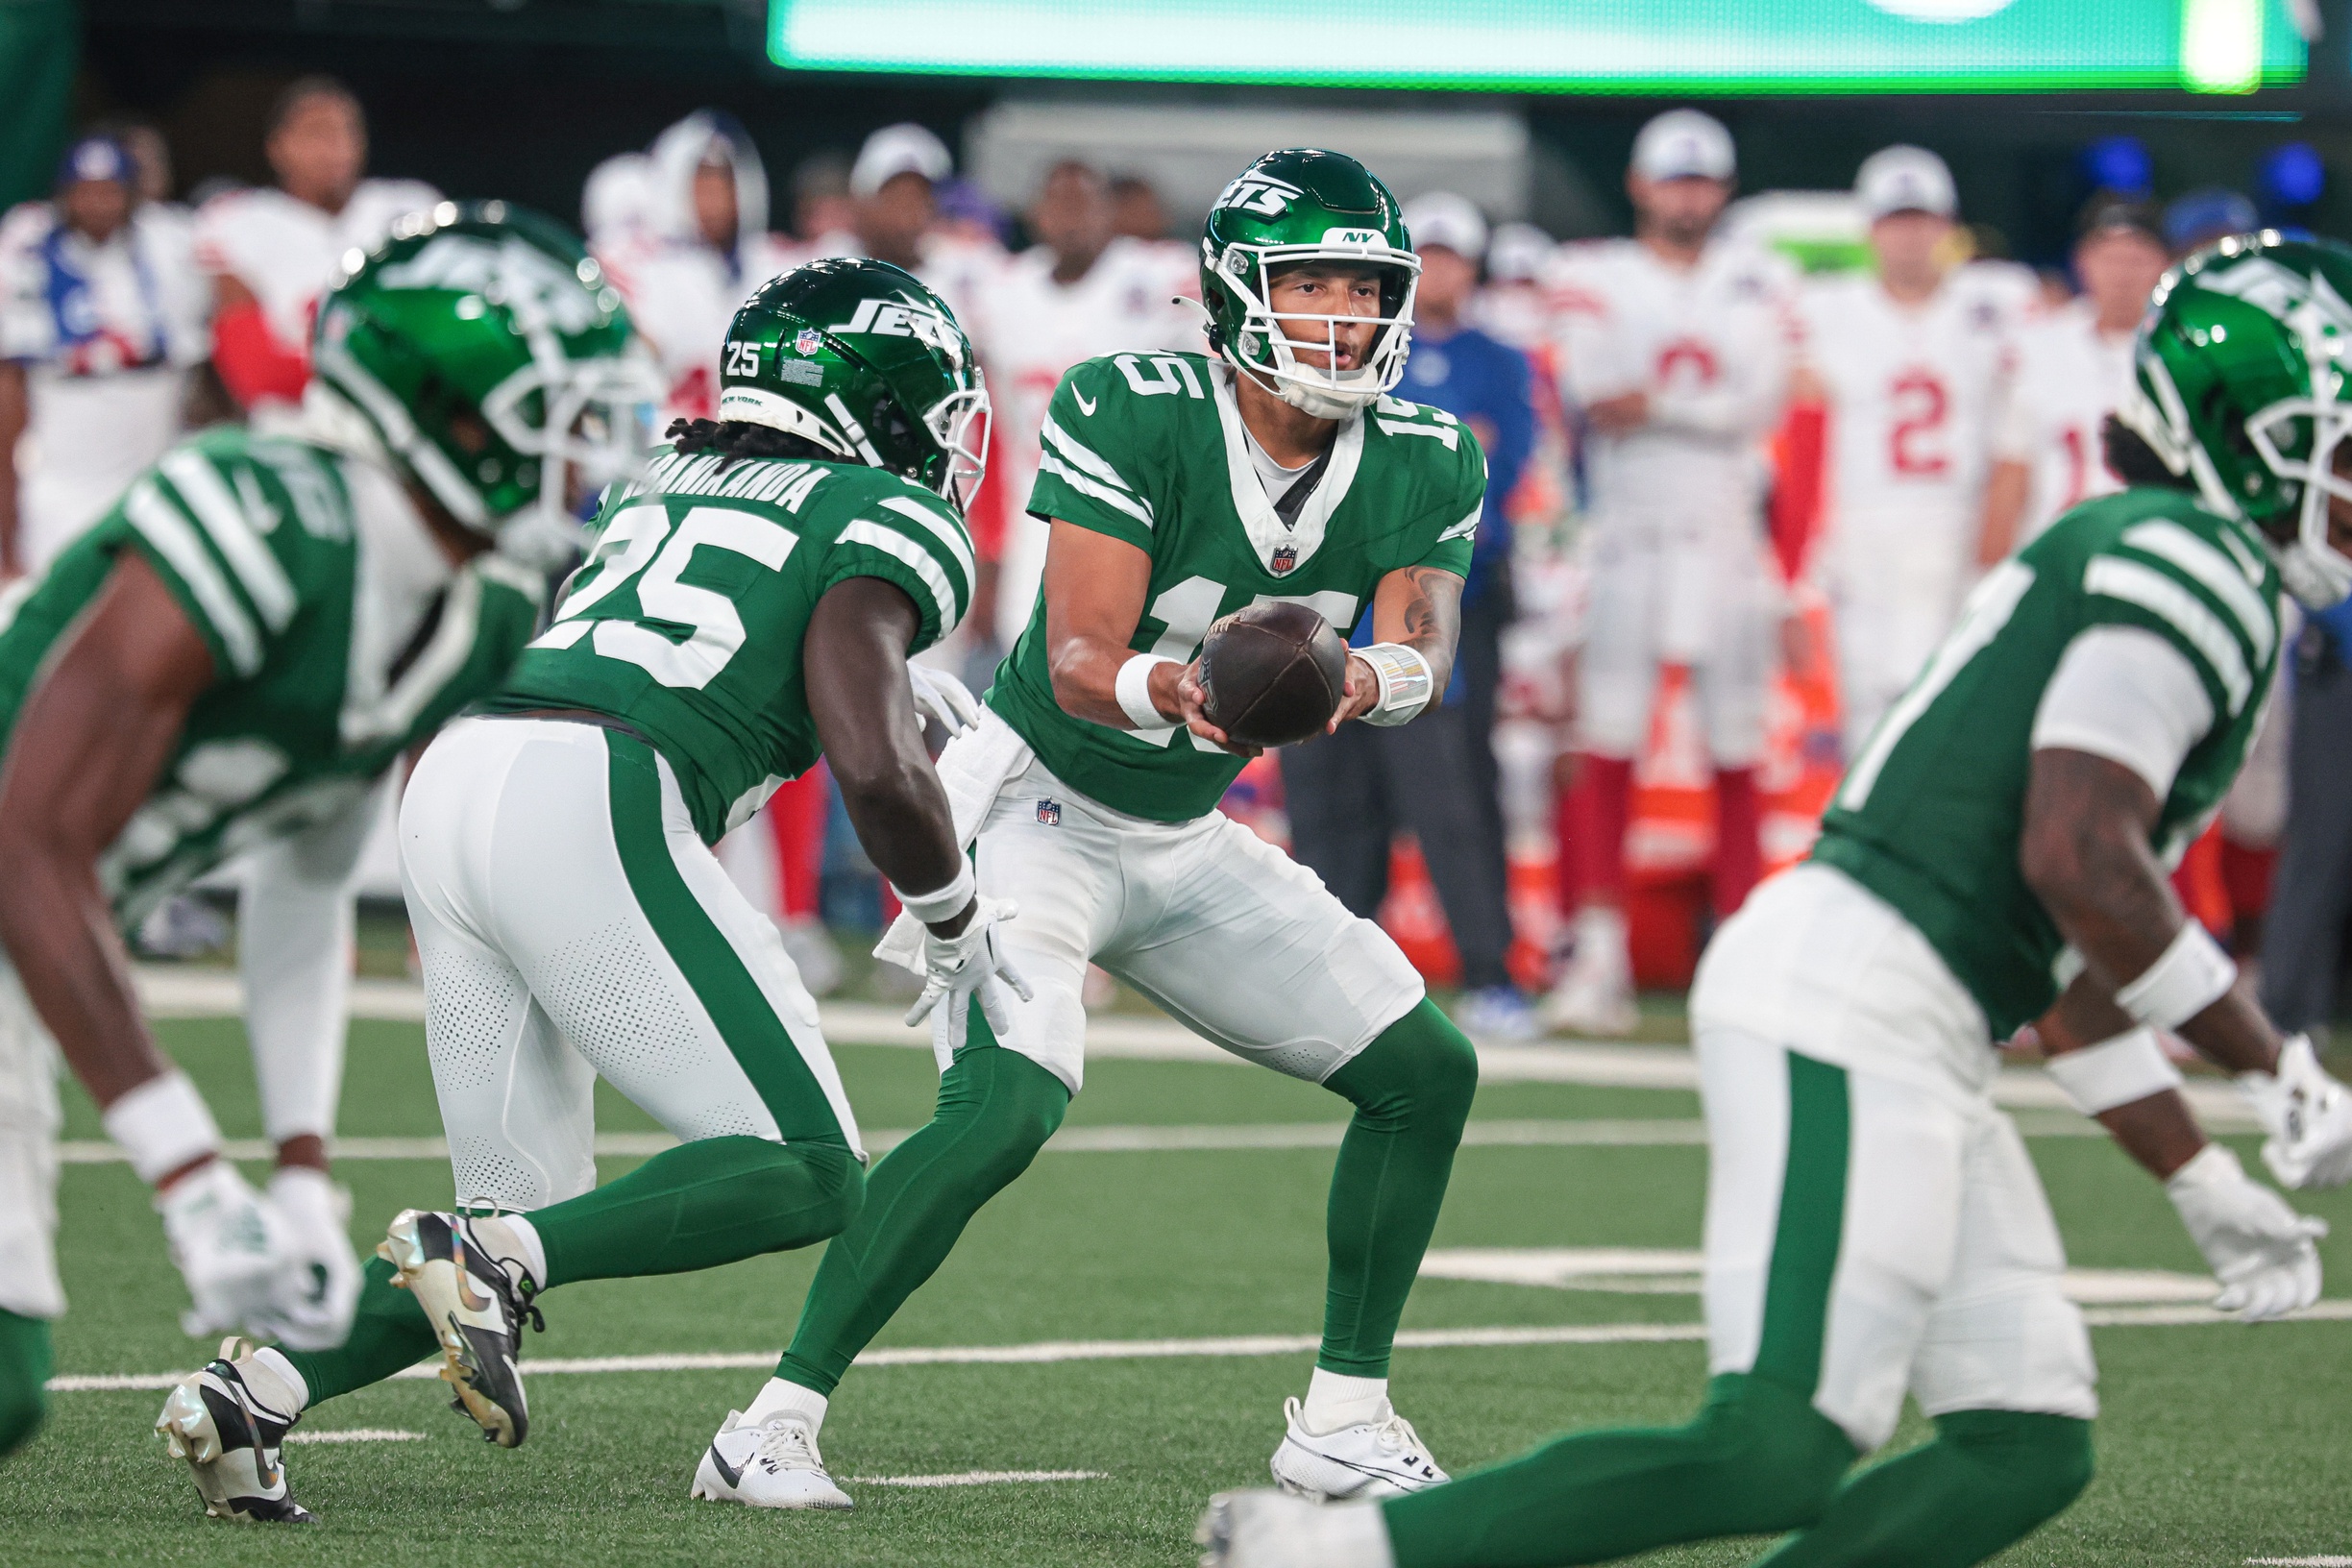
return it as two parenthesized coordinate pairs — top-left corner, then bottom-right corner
(709, 1443), (745, 1489)
(1074, 388), (1097, 416)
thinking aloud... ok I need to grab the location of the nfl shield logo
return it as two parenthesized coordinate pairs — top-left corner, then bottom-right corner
(794, 328), (822, 355)
(1271, 546), (1298, 576)
(1036, 798), (1062, 826)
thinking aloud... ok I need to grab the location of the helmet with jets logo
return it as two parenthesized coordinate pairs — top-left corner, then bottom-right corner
(1198, 148), (1420, 419)
(309, 200), (661, 567)
(716, 257), (990, 514)
(2119, 232), (2352, 607)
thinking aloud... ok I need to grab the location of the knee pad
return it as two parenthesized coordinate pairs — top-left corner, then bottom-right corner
(1685, 1374), (1858, 1532)
(1339, 1001), (1482, 1124)
(1937, 1409), (2095, 1524)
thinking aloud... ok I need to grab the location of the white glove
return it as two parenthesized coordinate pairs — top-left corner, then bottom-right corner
(158, 1160), (301, 1341)
(247, 1167), (362, 1351)
(2166, 1142), (2328, 1322)
(2238, 1033), (2352, 1189)
(903, 894), (1034, 1056)
(908, 663), (984, 738)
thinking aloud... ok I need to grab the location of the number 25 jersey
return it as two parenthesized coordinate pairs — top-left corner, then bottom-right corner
(489, 447), (976, 844)
(990, 351), (1484, 823)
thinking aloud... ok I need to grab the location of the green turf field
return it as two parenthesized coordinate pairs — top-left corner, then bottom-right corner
(8, 1006), (2351, 1567)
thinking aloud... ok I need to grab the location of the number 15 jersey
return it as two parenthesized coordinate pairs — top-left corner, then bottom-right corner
(989, 351), (1484, 823)
(489, 447), (975, 845)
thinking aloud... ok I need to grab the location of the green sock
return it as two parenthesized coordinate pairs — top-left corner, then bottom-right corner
(0, 1309), (51, 1458)
(1752, 1409), (2094, 1568)
(533, 1134), (863, 1288)
(778, 1039), (1068, 1395)
(1384, 1373), (1856, 1568)
(278, 1257), (439, 1407)
(1317, 999), (1479, 1376)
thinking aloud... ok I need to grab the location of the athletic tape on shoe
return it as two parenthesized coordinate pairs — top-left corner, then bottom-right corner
(2114, 921), (2237, 1031)
(1115, 654), (1180, 731)
(103, 1070), (222, 1186)
(1358, 643), (1433, 727)
(2044, 1026), (2183, 1115)
(893, 861), (976, 926)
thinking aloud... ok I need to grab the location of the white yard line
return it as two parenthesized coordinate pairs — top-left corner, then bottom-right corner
(2245, 1558), (2352, 1566)
(283, 1428), (427, 1443)
(46, 1303), (2352, 1394)
(853, 1470), (1107, 1487)
(130, 966), (2257, 1128)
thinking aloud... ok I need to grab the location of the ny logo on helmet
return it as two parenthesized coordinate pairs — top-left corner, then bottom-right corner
(1216, 174), (1308, 218)
(2200, 257), (2352, 369)
(375, 234), (606, 334)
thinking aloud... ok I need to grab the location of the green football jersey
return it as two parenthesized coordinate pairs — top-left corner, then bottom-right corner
(1813, 485), (2284, 1039)
(992, 351), (1484, 821)
(0, 426), (546, 926)
(489, 446), (975, 844)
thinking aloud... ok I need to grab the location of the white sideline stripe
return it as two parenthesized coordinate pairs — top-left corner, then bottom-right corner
(283, 1428), (427, 1444)
(46, 1304), (2352, 1394)
(2247, 1558), (2352, 1566)
(853, 1469), (1106, 1487)
(125, 971), (2261, 1129)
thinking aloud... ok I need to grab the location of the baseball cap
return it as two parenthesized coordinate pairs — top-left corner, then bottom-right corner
(1854, 145), (1957, 221)
(1485, 221), (1554, 283)
(2074, 192), (2167, 250)
(1630, 110), (1735, 184)
(850, 123), (952, 199)
(56, 134), (134, 191)
(1404, 191), (1487, 258)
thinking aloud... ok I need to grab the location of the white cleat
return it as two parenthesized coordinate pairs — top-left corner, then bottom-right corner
(1542, 909), (1637, 1038)
(155, 1338), (313, 1523)
(690, 1409), (854, 1509)
(1269, 1396), (1447, 1503)
(1198, 1487), (1394, 1568)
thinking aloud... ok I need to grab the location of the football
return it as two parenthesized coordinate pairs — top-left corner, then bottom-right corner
(1196, 600), (1350, 748)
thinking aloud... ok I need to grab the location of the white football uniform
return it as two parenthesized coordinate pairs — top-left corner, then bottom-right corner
(191, 180), (440, 430)
(1547, 236), (1797, 767)
(968, 236), (1198, 646)
(1995, 298), (2136, 550)
(0, 203), (208, 568)
(1799, 268), (2021, 752)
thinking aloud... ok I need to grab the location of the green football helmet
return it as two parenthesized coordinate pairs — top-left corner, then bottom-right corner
(2119, 232), (2352, 607)
(716, 258), (990, 513)
(1199, 148), (1420, 419)
(309, 200), (661, 566)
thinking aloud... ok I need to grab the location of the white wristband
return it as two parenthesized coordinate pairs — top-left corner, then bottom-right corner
(1357, 643), (1434, 727)
(102, 1070), (222, 1186)
(893, 860), (975, 925)
(2115, 921), (2238, 1031)
(2044, 1026), (2183, 1115)
(1115, 653), (1179, 730)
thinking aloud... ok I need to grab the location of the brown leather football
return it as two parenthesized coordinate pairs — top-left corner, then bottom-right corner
(1197, 600), (1349, 748)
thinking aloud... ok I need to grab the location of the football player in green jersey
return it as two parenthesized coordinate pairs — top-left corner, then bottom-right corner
(162, 257), (1023, 1519)
(751, 148), (1484, 1507)
(1200, 234), (2352, 1568)
(0, 202), (655, 1467)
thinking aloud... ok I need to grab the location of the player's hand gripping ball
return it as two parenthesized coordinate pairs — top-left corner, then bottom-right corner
(1197, 601), (1349, 748)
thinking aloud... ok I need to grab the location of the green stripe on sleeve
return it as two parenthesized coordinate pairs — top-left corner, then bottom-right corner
(1752, 1051), (1850, 1397)
(602, 730), (848, 1146)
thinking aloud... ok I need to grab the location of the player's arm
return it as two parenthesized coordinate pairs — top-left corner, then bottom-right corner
(0, 361), (25, 577)
(803, 575), (968, 925)
(1328, 564), (1465, 729)
(0, 551), (215, 1174)
(1040, 518), (1253, 753)
(1976, 458), (2032, 568)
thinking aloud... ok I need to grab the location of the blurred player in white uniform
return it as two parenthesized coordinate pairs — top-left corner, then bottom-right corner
(968, 159), (1196, 649)
(1980, 197), (2172, 557)
(0, 135), (208, 576)
(1799, 146), (2022, 755)
(1542, 110), (1796, 1036)
(192, 77), (437, 430)
(598, 111), (796, 429)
